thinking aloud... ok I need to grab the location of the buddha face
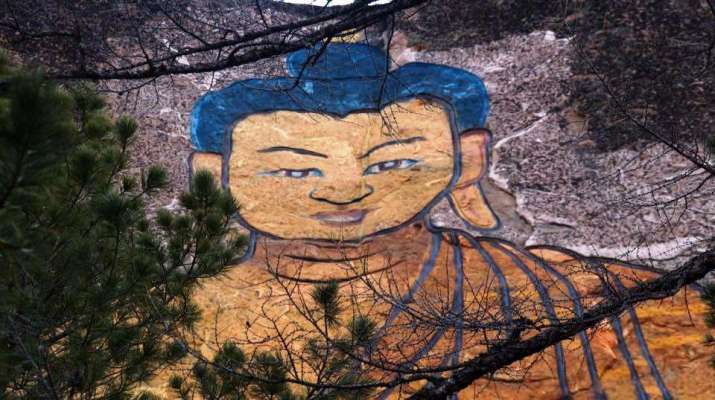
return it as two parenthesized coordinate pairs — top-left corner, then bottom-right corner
(227, 98), (458, 241)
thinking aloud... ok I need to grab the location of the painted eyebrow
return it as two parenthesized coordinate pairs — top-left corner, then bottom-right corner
(257, 146), (328, 158)
(357, 136), (426, 159)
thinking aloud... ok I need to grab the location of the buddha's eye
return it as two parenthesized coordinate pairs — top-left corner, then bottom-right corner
(260, 168), (323, 178)
(363, 159), (419, 175)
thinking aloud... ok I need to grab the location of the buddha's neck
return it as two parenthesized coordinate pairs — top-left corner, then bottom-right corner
(252, 222), (435, 282)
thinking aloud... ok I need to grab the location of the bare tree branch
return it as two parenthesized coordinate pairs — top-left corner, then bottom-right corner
(408, 246), (715, 399)
(0, 0), (429, 80)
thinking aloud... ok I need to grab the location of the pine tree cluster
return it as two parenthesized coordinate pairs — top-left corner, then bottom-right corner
(0, 55), (380, 400)
(0, 55), (246, 399)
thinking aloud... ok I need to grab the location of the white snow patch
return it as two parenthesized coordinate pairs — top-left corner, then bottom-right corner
(528, 235), (706, 262)
(493, 116), (547, 151)
(487, 117), (548, 193)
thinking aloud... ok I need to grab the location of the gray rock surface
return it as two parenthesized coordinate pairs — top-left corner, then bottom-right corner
(403, 30), (714, 266)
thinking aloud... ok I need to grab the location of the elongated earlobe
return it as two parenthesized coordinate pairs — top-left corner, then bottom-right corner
(449, 185), (500, 230)
(189, 152), (223, 185)
(456, 129), (490, 187)
(448, 129), (500, 231)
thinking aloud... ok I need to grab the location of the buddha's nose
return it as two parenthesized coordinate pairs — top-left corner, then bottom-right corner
(309, 183), (374, 206)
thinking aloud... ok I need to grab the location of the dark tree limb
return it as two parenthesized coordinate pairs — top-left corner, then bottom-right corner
(0, 0), (428, 80)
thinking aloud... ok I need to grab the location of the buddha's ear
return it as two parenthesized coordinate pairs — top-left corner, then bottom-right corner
(189, 151), (224, 186)
(448, 129), (500, 231)
(456, 129), (490, 187)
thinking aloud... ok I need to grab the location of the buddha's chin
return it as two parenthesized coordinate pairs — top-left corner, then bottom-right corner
(311, 219), (424, 242)
(241, 213), (414, 242)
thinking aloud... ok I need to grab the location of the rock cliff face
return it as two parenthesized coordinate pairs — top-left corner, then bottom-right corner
(395, 30), (715, 267)
(108, 17), (712, 269)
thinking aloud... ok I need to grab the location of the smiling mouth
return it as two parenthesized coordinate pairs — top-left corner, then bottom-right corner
(311, 209), (370, 226)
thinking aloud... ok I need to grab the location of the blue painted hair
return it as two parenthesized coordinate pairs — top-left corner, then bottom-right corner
(190, 43), (490, 153)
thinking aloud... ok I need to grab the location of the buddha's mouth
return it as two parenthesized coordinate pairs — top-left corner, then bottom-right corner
(311, 209), (370, 226)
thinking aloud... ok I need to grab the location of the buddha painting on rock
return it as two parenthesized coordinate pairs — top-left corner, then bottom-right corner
(172, 44), (713, 399)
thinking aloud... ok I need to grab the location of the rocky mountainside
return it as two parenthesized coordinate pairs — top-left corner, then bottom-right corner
(395, 29), (714, 267)
(107, 0), (715, 268)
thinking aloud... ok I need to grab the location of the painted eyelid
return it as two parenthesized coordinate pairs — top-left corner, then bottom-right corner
(259, 168), (323, 178)
(363, 159), (419, 175)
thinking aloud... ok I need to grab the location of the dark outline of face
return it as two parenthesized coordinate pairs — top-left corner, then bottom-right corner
(216, 95), (478, 244)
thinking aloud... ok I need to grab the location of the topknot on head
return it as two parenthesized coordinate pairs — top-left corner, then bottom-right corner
(287, 43), (388, 80)
(190, 43), (490, 154)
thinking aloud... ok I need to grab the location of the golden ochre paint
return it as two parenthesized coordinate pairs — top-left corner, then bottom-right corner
(152, 43), (715, 399)
(228, 98), (455, 240)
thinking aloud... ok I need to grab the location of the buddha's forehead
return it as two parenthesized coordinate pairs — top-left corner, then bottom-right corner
(231, 98), (453, 153)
